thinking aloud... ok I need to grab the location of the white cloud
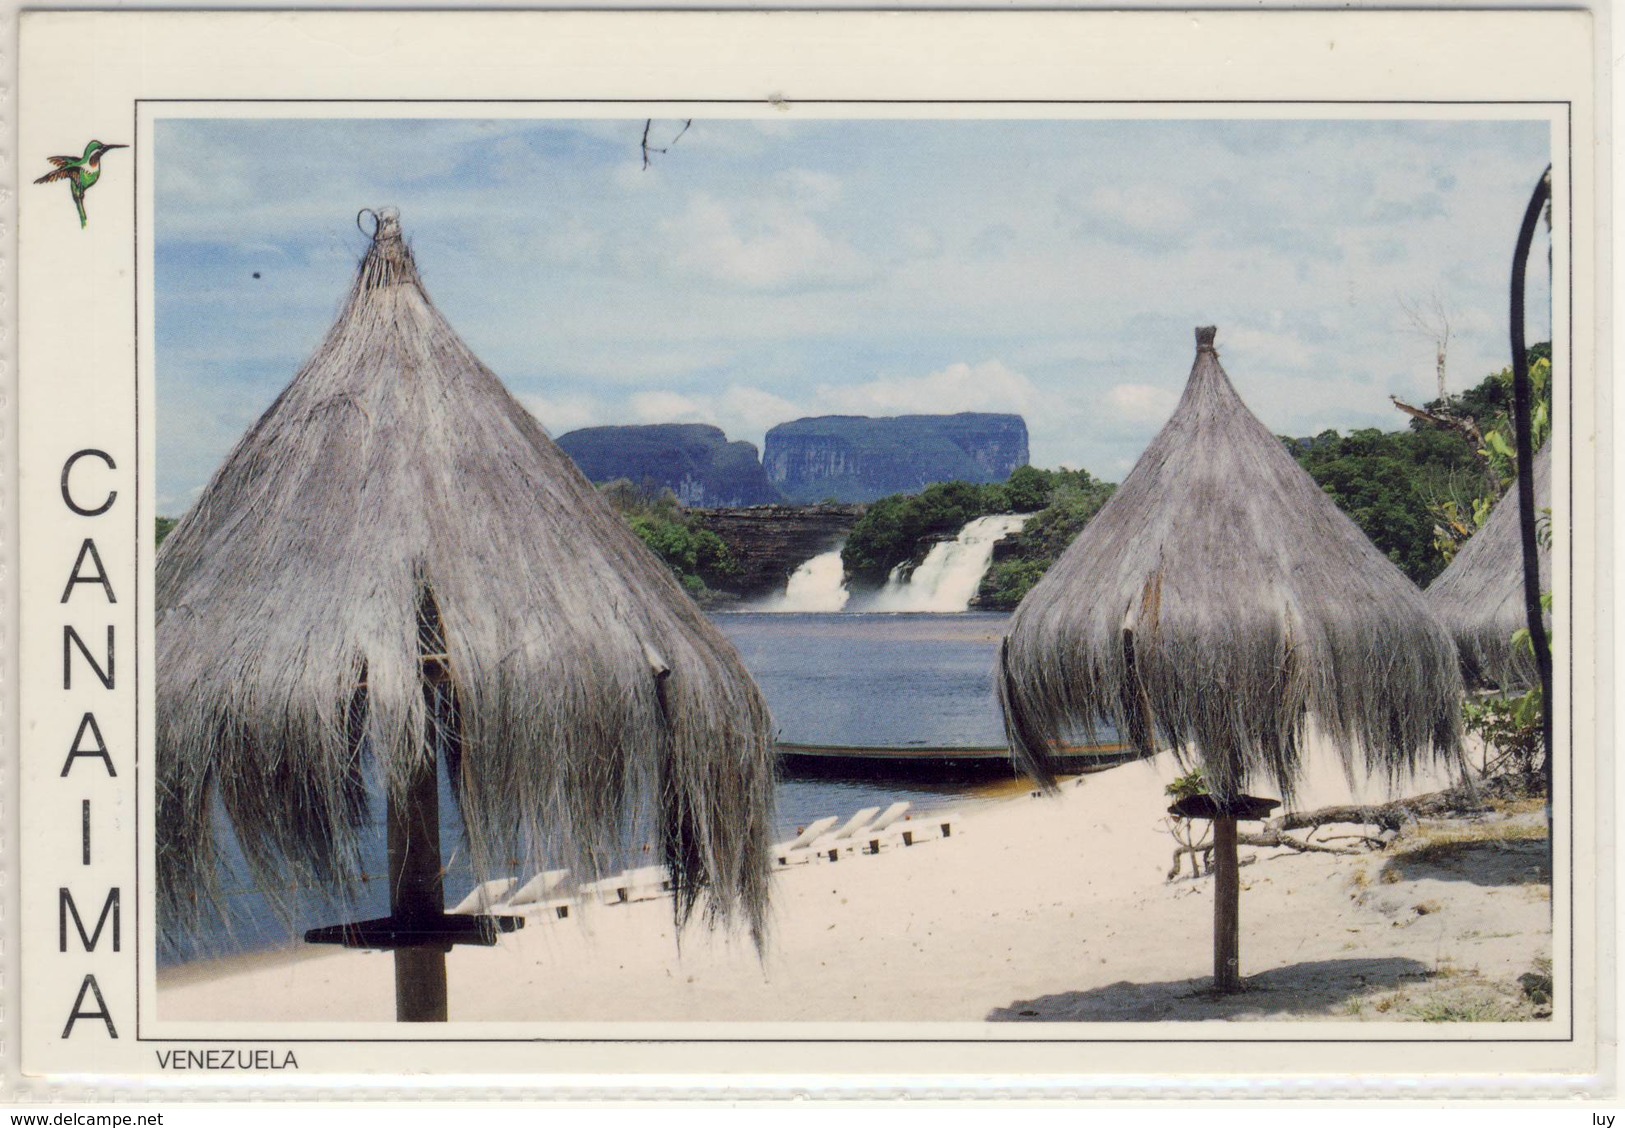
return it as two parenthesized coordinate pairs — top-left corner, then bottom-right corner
(508, 340), (740, 387)
(659, 192), (875, 293)
(817, 360), (1044, 418)
(154, 119), (1553, 503)
(524, 386), (793, 444)
(1088, 183), (1193, 236)
(1221, 326), (1317, 369)
(777, 168), (844, 209)
(1107, 383), (1178, 426)
(719, 385), (804, 434)
(521, 392), (607, 435)
(629, 390), (715, 425)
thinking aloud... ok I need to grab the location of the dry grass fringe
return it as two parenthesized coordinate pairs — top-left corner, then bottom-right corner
(156, 210), (777, 951)
(1425, 441), (1551, 690)
(1386, 818), (1550, 866)
(999, 327), (1465, 806)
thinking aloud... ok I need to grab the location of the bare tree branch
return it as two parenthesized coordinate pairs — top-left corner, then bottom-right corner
(1398, 290), (1452, 400)
(1390, 394), (1499, 494)
(1163, 788), (1488, 881)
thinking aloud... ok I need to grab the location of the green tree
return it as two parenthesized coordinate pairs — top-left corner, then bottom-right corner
(975, 474), (1116, 609)
(842, 479), (1002, 585)
(1284, 426), (1484, 586)
(1401, 342), (1553, 560)
(1002, 465), (1051, 512)
(600, 479), (740, 603)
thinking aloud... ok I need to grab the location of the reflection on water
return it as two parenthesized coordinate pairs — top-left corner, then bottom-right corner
(719, 611), (1028, 842)
(715, 611), (1012, 748)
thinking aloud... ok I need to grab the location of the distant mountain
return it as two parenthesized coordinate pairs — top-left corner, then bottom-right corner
(763, 413), (1030, 503)
(556, 423), (783, 508)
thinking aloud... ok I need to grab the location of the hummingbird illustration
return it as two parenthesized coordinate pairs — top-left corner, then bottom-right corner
(35, 140), (128, 229)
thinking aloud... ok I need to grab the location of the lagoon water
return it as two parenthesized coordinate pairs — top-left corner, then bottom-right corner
(716, 610), (1023, 841)
(166, 611), (1024, 964)
(715, 611), (1011, 749)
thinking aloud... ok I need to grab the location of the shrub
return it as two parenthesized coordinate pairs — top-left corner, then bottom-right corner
(600, 479), (740, 601)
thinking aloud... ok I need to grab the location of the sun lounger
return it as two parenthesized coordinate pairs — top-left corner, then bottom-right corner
(504, 868), (573, 919)
(891, 809), (961, 847)
(619, 864), (674, 903)
(852, 801), (913, 855)
(448, 877), (518, 915)
(579, 874), (635, 905)
(569, 867), (670, 905)
(773, 815), (839, 867)
(506, 868), (569, 905)
(810, 806), (880, 862)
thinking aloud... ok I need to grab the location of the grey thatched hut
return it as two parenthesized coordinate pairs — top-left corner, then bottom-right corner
(1425, 441), (1552, 690)
(1000, 327), (1465, 802)
(157, 210), (776, 972)
(998, 327), (1467, 990)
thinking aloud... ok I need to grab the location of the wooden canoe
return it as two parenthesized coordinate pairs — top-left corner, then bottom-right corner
(774, 739), (1148, 781)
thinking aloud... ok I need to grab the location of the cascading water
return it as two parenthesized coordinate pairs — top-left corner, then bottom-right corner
(864, 514), (1030, 613)
(757, 545), (851, 612)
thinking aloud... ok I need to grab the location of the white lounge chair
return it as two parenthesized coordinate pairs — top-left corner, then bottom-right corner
(619, 864), (674, 903)
(809, 806), (880, 862)
(773, 815), (839, 867)
(892, 809), (961, 847)
(448, 877), (518, 915)
(851, 801), (913, 855)
(579, 873), (635, 905)
(505, 868), (573, 919)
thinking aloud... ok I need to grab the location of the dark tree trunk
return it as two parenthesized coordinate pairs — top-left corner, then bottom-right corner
(1509, 166), (1554, 787)
(1213, 815), (1241, 993)
(389, 749), (447, 1022)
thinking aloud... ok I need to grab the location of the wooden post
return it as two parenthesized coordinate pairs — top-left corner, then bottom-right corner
(306, 614), (520, 1013)
(1213, 814), (1241, 993)
(388, 745), (448, 1022)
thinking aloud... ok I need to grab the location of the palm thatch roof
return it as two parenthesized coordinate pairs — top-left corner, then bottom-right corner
(998, 327), (1465, 806)
(1425, 440), (1552, 690)
(157, 209), (775, 945)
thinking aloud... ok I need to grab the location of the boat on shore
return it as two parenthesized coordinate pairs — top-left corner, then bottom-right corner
(774, 739), (1149, 781)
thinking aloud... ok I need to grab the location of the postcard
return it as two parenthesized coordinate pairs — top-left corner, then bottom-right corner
(8, 8), (1607, 1100)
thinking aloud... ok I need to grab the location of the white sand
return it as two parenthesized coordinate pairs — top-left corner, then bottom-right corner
(158, 739), (1551, 1024)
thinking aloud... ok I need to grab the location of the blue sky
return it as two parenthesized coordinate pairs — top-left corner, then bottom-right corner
(154, 116), (1551, 514)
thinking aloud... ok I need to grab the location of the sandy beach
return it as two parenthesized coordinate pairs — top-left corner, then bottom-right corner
(158, 739), (1552, 1025)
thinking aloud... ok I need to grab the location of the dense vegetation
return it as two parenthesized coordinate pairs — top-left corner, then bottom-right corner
(1406, 345), (1552, 555)
(598, 478), (740, 603)
(1285, 344), (1552, 586)
(976, 471), (1117, 609)
(1283, 427), (1486, 586)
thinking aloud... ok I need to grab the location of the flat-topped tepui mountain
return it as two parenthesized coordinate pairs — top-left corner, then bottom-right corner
(555, 423), (783, 508)
(763, 413), (1030, 503)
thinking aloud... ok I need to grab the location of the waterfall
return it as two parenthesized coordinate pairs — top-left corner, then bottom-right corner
(864, 514), (1029, 613)
(756, 546), (851, 612)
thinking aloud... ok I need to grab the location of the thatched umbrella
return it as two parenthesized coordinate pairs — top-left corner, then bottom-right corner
(998, 326), (1465, 992)
(157, 209), (775, 1018)
(1426, 441), (1551, 691)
